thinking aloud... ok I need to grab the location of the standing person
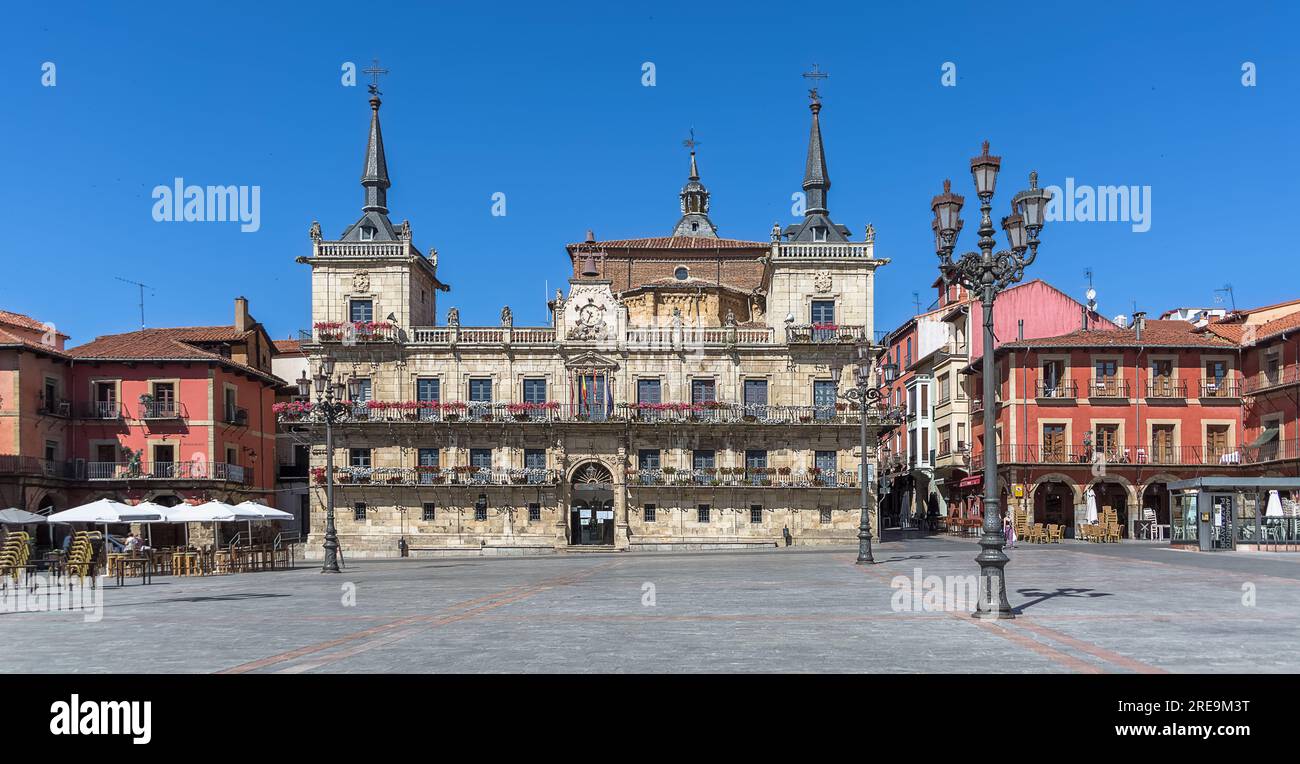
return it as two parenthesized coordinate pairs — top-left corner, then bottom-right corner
(1003, 512), (1017, 549)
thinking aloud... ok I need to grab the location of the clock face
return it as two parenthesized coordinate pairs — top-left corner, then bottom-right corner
(579, 303), (602, 327)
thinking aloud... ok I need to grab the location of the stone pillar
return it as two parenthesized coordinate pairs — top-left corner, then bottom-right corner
(614, 446), (630, 550)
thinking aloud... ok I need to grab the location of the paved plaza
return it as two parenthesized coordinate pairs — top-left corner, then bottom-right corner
(3, 538), (1299, 673)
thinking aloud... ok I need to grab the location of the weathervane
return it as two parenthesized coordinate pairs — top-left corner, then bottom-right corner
(363, 58), (389, 97)
(802, 63), (829, 103)
(682, 127), (701, 152)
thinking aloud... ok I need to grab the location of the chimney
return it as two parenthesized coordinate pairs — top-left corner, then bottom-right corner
(1017, 319), (1024, 341)
(1081, 304), (1088, 331)
(1133, 311), (1146, 342)
(234, 296), (251, 332)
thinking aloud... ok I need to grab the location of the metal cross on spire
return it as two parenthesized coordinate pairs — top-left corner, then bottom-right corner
(802, 63), (829, 103)
(363, 58), (390, 96)
(682, 127), (702, 152)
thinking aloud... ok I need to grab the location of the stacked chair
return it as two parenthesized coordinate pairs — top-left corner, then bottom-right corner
(1, 531), (33, 582)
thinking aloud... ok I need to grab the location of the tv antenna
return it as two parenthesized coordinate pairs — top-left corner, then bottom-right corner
(912, 291), (922, 315)
(115, 277), (155, 329)
(1214, 284), (1236, 311)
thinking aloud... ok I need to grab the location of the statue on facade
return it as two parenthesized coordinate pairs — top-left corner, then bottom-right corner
(771, 221), (781, 242)
(447, 307), (460, 326)
(399, 219), (412, 241)
(309, 221), (322, 242)
(725, 308), (736, 327)
(554, 289), (564, 307)
(500, 305), (513, 327)
(865, 222), (876, 244)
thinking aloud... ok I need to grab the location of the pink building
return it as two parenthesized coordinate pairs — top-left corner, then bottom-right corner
(0, 299), (283, 538)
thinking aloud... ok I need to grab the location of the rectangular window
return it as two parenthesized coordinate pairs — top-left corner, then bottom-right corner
(353, 378), (372, 402)
(1096, 424), (1120, 456)
(697, 504), (710, 523)
(690, 378), (716, 404)
(468, 378), (493, 402)
(815, 450), (837, 484)
(528, 503), (541, 522)
(906, 338), (912, 367)
(524, 448), (546, 470)
(1206, 424), (1231, 460)
(1094, 359), (1119, 396)
(692, 449), (716, 470)
(353, 502), (367, 520)
(416, 378), (440, 402)
(522, 378), (547, 404)
(418, 448), (439, 483)
(475, 500), (488, 522)
(1042, 424), (1066, 462)
(811, 300), (835, 324)
(750, 505), (763, 524)
(644, 504), (656, 523)
(349, 448), (371, 468)
(45, 440), (57, 462)
(745, 449), (768, 470)
(813, 379), (837, 420)
(920, 384), (929, 413)
(349, 299), (373, 323)
(575, 373), (610, 420)
(938, 374), (950, 403)
(938, 426), (951, 456)
(957, 422), (967, 451)
(421, 502), (436, 521)
(819, 506), (832, 524)
(636, 378), (661, 404)
(470, 448), (493, 470)
(921, 427), (930, 462)
(1152, 424), (1176, 463)
(743, 379), (768, 416)
(638, 449), (660, 471)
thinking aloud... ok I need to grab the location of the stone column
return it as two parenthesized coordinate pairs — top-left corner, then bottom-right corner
(614, 445), (630, 550)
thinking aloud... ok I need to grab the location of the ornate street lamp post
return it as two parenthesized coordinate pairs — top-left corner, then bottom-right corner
(297, 356), (360, 574)
(832, 347), (898, 565)
(931, 141), (1050, 619)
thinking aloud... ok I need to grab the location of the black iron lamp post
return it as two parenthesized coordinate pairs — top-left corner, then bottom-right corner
(832, 347), (898, 565)
(296, 356), (360, 574)
(931, 141), (1050, 619)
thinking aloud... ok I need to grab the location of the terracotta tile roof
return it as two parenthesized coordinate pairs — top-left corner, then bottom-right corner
(1202, 322), (1247, 342)
(273, 339), (304, 354)
(629, 276), (753, 293)
(1252, 310), (1300, 342)
(999, 319), (1237, 350)
(0, 327), (69, 356)
(566, 236), (768, 253)
(66, 328), (281, 385)
(0, 309), (68, 338)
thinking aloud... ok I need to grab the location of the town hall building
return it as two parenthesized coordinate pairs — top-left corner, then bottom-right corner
(287, 84), (894, 557)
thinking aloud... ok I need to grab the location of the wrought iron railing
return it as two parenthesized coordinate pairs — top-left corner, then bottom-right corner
(627, 467), (859, 488)
(85, 461), (250, 483)
(1087, 379), (1130, 398)
(138, 400), (186, 419)
(1199, 378), (1241, 399)
(1244, 367), (1300, 394)
(1146, 380), (1187, 399)
(82, 400), (125, 419)
(325, 466), (557, 486)
(786, 324), (868, 344)
(1036, 381), (1077, 399)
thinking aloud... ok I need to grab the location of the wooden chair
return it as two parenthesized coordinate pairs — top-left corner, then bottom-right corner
(1047, 524), (1064, 543)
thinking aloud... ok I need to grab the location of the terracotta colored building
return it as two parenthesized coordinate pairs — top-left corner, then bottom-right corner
(0, 299), (283, 528)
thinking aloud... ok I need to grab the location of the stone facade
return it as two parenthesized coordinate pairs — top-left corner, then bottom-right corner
(287, 91), (893, 558)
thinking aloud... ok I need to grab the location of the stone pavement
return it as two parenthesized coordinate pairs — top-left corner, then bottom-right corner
(2, 538), (1298, 673)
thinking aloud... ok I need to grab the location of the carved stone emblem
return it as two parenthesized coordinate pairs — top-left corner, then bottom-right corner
(353, 271), (371, 293)
(813, 270), (832, 293)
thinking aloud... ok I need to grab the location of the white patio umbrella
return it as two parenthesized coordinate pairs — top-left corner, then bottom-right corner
(1085, 488), (1099, 523)
(233, 500), (294, 521)
(1265, 490), (1283, 518)
(47, 499), (170, 569)
(0, 507), (50, 525)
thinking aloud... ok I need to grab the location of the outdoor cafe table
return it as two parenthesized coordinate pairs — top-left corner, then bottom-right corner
(114, 553), (153, 586)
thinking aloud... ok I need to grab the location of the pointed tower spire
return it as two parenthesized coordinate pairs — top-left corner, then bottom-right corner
(361, 92), (390, 214)
(340, 63), (399, 243)
(672, 129), (718, 238)
(784, 68), (849, 243)
(802, 98), (830, 215)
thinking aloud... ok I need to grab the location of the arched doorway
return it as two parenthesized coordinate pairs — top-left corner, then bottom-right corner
(1034, 481), (1074, 528)
(1093, 481), (1130, 538)
(1142, 482), (1170, 537)
(569, 462), (614, 545)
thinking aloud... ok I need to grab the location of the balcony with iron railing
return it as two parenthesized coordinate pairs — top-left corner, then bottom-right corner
(628, 467), (859, 488)
(1243, 366), (1300, 395)
(313, 321), (399, 344)
(0, 455), (80, 479)
(278, 400), (895, 426)
(321, 466), (557, 486)
(1199, 378), (1241, 400)
(224, 405), (249, 426)
(1086, 378), (1130, 399)
(1145, 380), (1188, 400)
(1036, 381), (1077, 400)
(974, 443), (1255, 467)
(38, 398), (71, 417)
(138, 399), (186, 420)
(81, 400), (126, 420)
(85, 461), (250, 483)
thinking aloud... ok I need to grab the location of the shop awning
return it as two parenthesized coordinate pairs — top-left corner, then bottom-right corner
(1248, 426), (1279, 448)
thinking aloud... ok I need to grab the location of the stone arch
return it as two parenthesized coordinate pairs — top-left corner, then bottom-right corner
(1030, 473), (1082, 504)
(1085, 473), (1137, 505)
(567, 460), (615, 485)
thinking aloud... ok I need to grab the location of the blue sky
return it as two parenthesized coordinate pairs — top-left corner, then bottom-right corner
(2, 1), (1295, 345)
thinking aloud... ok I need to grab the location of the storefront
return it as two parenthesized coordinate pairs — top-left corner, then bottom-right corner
(1167, 477), (1300, 552)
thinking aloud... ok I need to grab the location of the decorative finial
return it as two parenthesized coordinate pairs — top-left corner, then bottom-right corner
(981, 140), (990, 156)
(585, 229), (595, 244)
(802, 63), (829, 108)
(1029, 170), (1039, 188)
(363, 58), (389, 101)
(943, 179), (952, 193)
